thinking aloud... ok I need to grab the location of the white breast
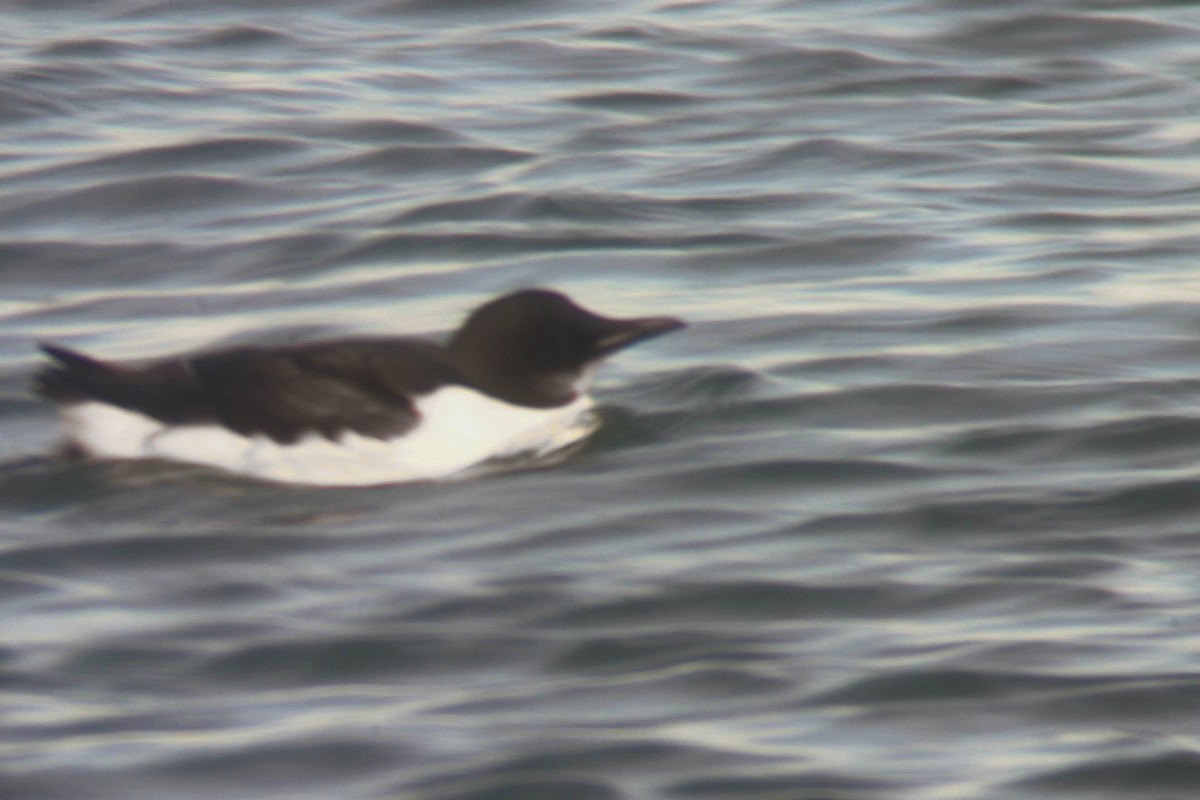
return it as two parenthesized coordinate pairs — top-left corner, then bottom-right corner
(59, 387), (598, 486)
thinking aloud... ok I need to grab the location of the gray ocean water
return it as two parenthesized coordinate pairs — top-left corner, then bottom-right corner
(4, 1), (1200, 798)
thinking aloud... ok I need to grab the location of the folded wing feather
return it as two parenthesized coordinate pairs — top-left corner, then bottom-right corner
(36, 339), (460, 444)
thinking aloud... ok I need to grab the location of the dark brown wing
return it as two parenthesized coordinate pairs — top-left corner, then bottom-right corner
(191, 339), (459, 443)
(37, 338), (461, 444)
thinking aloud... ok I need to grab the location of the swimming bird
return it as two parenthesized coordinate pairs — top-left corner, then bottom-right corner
(34, 288), (684, 486)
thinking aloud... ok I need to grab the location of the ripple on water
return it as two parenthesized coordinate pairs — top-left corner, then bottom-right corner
(1014, 749), (1200, 796)
(319, 144), (535, 178)
(178, 24), (298, 50)
(666, 772), (895, 800)
(25, 136), (309, 179)
(0, 175), (274, 227)
(941, 12), (1185, 57)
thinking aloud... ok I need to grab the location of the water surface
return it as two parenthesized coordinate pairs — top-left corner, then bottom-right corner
(4, 1), (1200, 798)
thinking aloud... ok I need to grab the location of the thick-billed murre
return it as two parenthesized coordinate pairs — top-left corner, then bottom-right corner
(34, 288), (684, 485)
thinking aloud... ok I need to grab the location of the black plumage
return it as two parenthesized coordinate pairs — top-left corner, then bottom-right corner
(35, 289), (684, 445)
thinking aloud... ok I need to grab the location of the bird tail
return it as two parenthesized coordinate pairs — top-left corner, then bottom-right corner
(34, 342), (212, 426)
(34, 343), (109, 402)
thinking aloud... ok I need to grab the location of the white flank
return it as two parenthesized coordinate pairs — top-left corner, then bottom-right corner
(59, 387), (598, 486)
